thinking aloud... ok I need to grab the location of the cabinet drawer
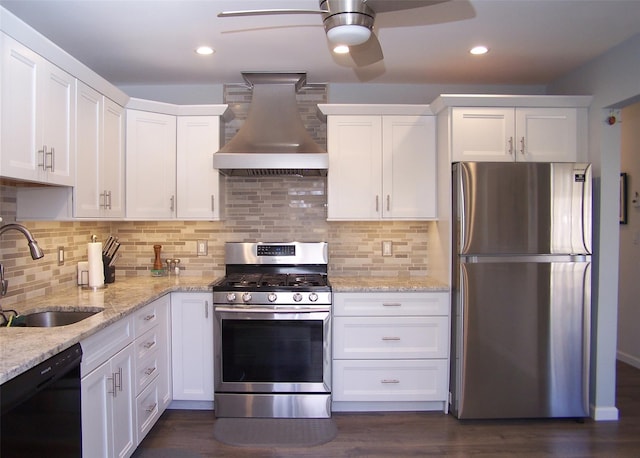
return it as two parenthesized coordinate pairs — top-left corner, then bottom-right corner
(334, 292), (448, 316)
(133, 300), (163, 337)
(134, 344), (160, 395)
(333, 359), (448, 402)
(136, 377), (160, 445)
(81, 317), (133, 376)
(334, 316), (448, 359)
(135, 327), (160, 361)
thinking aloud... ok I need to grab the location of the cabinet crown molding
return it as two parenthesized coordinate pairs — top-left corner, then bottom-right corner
(430, 94), (593, 114)
(318, 104), (433, 117)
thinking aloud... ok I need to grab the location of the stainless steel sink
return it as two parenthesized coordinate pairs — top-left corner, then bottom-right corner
(22, 310), (100, 327)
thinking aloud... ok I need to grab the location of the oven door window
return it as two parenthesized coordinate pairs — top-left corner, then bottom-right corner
(222, 319), (323, 383)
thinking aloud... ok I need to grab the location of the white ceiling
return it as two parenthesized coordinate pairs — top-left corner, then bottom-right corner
(1, 0), (640, 87)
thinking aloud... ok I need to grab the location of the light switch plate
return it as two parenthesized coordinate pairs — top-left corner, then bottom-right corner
(57, 246), (65, 265)
(382, 241), (393, 257)
(197, 240), (208, 256)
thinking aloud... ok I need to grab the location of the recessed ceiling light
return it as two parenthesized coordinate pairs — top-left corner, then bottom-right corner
(333, 45), (350, 54)
(470, 46), (489, 55)
(195, 46), (215, 55)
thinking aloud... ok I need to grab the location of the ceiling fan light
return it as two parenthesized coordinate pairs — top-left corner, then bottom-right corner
(326, 24), (371, 46)
(333, 44), (350, 54)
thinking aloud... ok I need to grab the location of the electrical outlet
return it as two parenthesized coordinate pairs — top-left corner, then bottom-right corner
(197, 240), (208, 256)
(382, 241), (393, 257)
(57, 246), (65, 266)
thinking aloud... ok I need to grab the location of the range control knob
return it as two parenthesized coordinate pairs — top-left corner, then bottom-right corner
(309, 292), (319, 302)
(226, 293), (236, 302)
(293, 292), (303, 302)
(268, 293), (278, 303)
(242, 292), (252, 303)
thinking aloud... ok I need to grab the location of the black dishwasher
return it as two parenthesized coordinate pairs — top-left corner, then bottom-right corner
(1, 343), (83, 457)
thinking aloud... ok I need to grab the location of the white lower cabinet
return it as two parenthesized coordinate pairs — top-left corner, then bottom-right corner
(332, 291), (449, 412)
(81, 296), (171, 457)
(132, 296), (171, 445)
(81, 319), (136, 458)
(170, 292), (214, 405)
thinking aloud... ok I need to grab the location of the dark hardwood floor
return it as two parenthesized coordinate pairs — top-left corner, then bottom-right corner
(134, 361), (640, 457)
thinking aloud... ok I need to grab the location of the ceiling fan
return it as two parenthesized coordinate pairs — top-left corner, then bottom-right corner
(218, 0), (449, 66)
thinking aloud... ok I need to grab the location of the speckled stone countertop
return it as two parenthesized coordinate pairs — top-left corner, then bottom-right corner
(330, 276), (449, 292)
(0, 275), (217, 385)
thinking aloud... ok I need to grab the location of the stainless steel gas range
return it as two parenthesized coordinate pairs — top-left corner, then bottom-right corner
(212, 242), (332, 418)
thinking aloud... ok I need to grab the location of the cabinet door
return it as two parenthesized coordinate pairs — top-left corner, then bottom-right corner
(126, 110), (176, 218)
(1, 34), (40, 181)
(40, 60), (76, 185)
(176, 116), (222, 219)
(75, 81), (103, 217)
(451, 108), (515, 162)
(81, 360), (114, 458)
(327, 116), (382, 220)
(171, 293), (214, 401)
(382, 116), (437, 219)
(102, 98), (126, 217)
(111, 344), (136, 458)
(515, 108), (578, 162)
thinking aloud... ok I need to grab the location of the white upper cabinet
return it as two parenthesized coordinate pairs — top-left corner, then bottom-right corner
(450, 106), (582, 163)
(126, 109), (177, 219)
(327, 115), (382, 220)
(176, 116), (223, 220)
(323, 106), (437, 221)
(433, 97), (591, 219)
(1, 33), (76, 185)
(75, 81), (125, 218)
(382, 116), (437, 219)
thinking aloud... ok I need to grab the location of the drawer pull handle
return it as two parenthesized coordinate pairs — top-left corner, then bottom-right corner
(382, 336), (401, 341)
(115, 367), (123, 392)
(382, 303), (401, 307)
(145, 367), (157, 376)
(381, 379), (400, 384)
(145, 402), (158, 413)
(107, 376), (116, 397)
(143, 341), (156, 349)
(143, 314), (156, 321)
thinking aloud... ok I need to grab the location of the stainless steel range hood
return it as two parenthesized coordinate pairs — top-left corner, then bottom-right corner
(213, 72), (328, 177)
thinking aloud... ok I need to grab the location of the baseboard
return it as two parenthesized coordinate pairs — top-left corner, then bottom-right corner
(590, 405), (619, 421)
(617, 351), (640, 369)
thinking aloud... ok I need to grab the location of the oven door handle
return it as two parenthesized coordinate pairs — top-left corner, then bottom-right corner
(214, 306), (330, 313)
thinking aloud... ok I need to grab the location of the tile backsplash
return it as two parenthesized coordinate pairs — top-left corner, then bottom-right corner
(0, 84), (432, 307)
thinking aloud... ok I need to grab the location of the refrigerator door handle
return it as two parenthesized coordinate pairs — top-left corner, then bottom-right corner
(460, 254), (591, 263)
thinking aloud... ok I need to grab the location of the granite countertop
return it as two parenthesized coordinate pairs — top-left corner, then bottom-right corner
(0, 274), (448, 385)
(330, 276), (449, 292)
(0, 275), (216, 385)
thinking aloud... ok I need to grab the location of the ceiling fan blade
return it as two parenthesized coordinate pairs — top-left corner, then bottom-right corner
(218, 9), (325, 18)
(364, 0), (449, 14)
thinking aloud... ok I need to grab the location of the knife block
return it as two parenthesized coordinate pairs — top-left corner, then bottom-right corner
(103, 263), (116, 284)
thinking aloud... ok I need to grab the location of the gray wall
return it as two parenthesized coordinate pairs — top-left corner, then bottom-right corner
(548, 32), (640, 421)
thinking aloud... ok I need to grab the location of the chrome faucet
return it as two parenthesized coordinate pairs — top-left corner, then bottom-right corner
(0, 223), (45, 261)
(0, 223), (44, 323)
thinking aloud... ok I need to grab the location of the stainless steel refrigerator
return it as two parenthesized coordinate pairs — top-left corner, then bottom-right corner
(450, 162), (591, 419)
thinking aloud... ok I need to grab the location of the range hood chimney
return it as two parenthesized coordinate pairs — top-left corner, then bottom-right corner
(213, 72), (328, 177)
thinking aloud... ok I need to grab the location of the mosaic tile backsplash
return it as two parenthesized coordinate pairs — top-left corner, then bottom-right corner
(0, 84), (432, 307)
